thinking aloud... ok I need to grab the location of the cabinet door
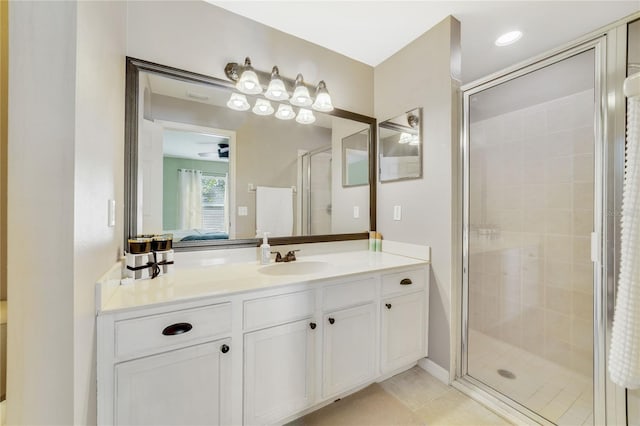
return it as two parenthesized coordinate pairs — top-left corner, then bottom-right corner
(323, 303), (376, 398)
(381, 292), (425, 373)
(115, 339), (231, 426)
(244, 319), (316, 425)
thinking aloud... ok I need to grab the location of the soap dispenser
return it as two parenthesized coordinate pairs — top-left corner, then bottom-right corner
(260, 232), (271, 265)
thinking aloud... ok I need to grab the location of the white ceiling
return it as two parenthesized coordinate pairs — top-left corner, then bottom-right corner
(208, 1), (639, 83)
(163, 128), (230, 161)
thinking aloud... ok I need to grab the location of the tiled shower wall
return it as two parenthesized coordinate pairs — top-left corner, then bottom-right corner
(468, 89), (594, 377)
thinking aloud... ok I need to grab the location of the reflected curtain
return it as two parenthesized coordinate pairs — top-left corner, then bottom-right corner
(177, 169), (202, 229)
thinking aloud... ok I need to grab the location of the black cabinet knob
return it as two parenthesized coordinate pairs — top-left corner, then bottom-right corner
(400, 278), (413, 285)
(220, 344), (230, 354)
(385, 303), (392, 309)
(162, 322), (193, 336)
(328, 317), (335, 325)
(309, 322), (317, 330)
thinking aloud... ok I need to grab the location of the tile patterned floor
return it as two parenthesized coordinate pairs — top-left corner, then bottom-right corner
(289, 366), (513, 426)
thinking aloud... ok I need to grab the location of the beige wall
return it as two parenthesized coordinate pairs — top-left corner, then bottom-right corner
(126, 1), (373, 117)
(331, 117), (370, 234)
(73, 1), (126, 424)
(7, 1), (125, 424)
(374, 16), (461, 371)
(8, 2), (77, 423)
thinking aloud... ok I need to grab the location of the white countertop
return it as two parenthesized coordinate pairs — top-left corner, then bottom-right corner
(99, 250), (428, 314)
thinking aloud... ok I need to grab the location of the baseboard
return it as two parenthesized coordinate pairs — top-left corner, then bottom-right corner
(417, 358), (450, 384)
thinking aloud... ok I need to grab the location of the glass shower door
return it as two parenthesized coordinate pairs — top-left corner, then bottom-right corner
(464, 48), (598, 425)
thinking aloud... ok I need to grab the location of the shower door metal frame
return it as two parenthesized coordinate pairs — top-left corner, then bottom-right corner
(456, 37), (609, 425)
(300, 146), (333, 236)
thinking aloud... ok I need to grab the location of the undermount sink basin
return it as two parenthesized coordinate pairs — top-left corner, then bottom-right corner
(259, 261), (329, 276)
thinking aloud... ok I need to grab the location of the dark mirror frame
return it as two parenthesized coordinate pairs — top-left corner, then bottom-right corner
(125, 57), (377, 251)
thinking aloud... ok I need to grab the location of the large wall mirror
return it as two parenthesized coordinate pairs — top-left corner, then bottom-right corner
(378, 107), (422, 182)
(125, 58), (376, 250)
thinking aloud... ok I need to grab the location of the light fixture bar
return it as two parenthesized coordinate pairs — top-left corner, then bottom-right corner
(225, 58), (319, 96)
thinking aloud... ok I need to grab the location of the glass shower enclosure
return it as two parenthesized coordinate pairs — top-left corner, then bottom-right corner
(461, 41), (603, 425)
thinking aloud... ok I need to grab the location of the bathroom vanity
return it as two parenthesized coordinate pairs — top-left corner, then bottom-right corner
(96, 250), (429, 425)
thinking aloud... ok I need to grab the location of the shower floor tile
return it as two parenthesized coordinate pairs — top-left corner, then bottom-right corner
(468, 329), (593, 425)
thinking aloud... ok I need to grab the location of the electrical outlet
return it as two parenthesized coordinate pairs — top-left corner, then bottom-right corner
(238, 206), (248, 216)
(353, 206), (359, 218)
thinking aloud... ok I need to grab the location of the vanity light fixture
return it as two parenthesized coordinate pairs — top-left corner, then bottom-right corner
(236, 57), (262, 94)
(252, 98), (275, 116)
(224, 57), (334, 120)
(495, 30), (523, 47)
(265, 66), (289, 101)
(312, 80), (334, 112)
(227, 93), (250, 111)
(290, 74), (313, 107)
(296, 108), (316, 124)
(275, 104), (295, 120)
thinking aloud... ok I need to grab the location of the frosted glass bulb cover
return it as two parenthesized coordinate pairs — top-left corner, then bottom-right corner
(275, 104), (295, 120)
(398, 132), (412, 144)
(296, 108), (316, 124)
(265, 78), (289, 101)
(312, 92), (334, 112)
(290, 85), (313, 107)
(236, 69), (262, 94)
(227, 93), (250, 111)
(252, 98), (274, 116)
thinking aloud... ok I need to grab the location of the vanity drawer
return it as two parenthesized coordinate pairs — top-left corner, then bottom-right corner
(322, 277), (377, 311)
(381, 268), (426, 296)
(244, 290), (314, 331)
(115, 303), (232, 360)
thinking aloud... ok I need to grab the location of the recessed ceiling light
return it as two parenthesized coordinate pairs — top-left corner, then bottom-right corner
(495, 30), (523, 47)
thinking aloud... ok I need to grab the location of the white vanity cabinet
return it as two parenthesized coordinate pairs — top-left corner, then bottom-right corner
(320, 276), (378, 398)
(115, 338), (231, 426)
(243, 319), (316, 425)
(97, 302), (234, 426)
(242, 290), (317, 425)
(322, 303), (376, 398)
(380, 268), (428, 374)
(98, 262), (429, 426)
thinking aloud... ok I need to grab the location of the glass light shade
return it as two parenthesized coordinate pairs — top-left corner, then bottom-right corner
(265, 68), (289, 101)
(236, 69), (262, 95)
(312, 81), (334, 112)
(296, 108), (316, 125)
(409, 135), (420, 146)
(252, 98), (274, 116)
(290, 74), (313, 107)
(226, 93), (250, 111)
(291, 86), (313, 107)
(275, 104), (295, 120)
(398, 132), (412, 144)
(265, 78), (288, 100)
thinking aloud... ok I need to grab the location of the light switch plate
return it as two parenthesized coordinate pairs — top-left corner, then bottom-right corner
(353, 206), (359, 219)
(238, 206), (248, 216)
(107, 199), (116, 227)
(393, 205), (402, 221)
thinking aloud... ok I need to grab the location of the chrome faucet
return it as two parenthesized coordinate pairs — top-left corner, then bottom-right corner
(271, 250), (300, 262)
